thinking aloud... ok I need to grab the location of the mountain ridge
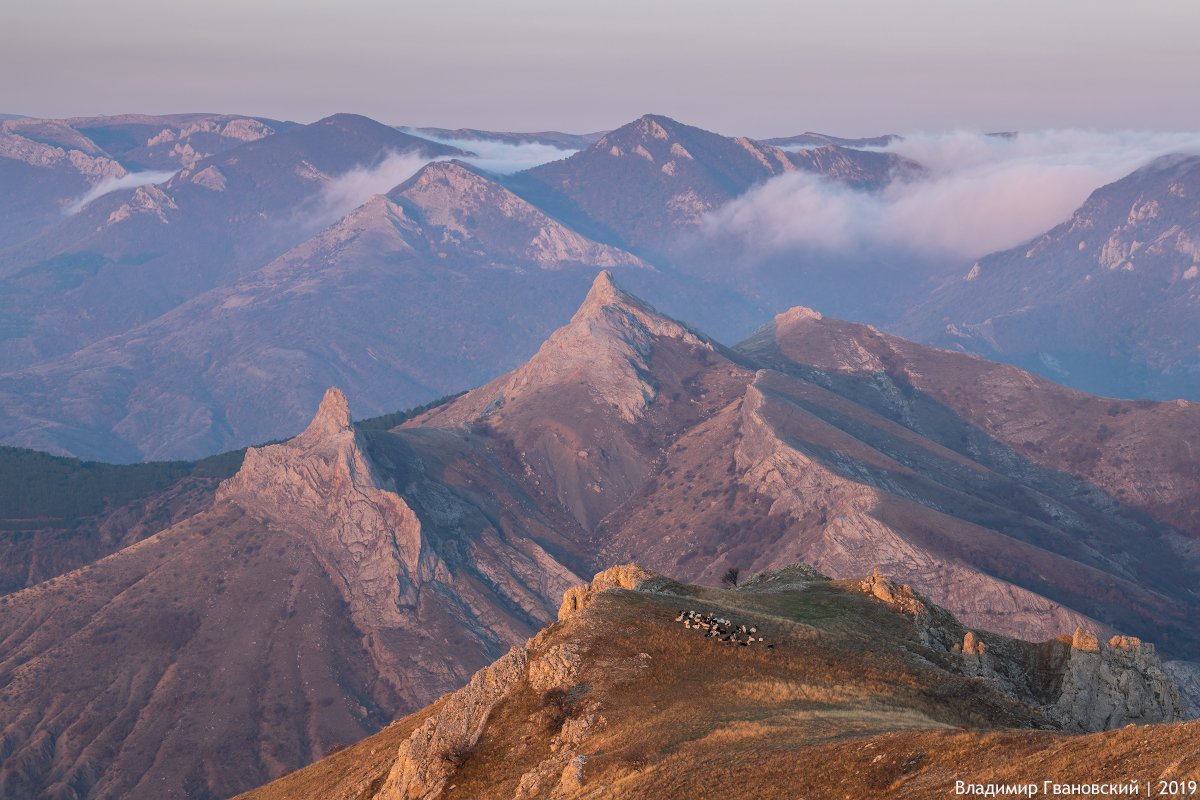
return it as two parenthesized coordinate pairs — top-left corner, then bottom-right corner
(242, 564), (1186, 800)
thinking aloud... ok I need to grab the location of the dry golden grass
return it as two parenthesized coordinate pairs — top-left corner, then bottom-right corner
(236, 701), (443, 800)
(242, 578), (1199, 800)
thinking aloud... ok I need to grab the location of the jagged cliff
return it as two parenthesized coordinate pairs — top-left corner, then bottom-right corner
(858, 569), (1181, 731)
(219, 388), (428, 631)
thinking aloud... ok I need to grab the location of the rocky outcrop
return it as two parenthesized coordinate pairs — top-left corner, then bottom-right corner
(1047, 632), (1182, 731)
(377, 565), (643, 800)
(557, 563), (656, 621)
(251, 562), (1192, 800)
(215, 385), (584, 678)
(378, 647), (529, 800)
(859, 568), (929, 617)
(0, 131), (125, 178)
(217, 387), (430, 631)
(856, 572), (1182, 731)
(392, 162), (645, 270)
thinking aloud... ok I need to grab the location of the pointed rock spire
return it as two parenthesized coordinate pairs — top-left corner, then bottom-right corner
(302, 386), (353, 439)
(217, 385), (428, 630)
(572, 269), (664, 324)
(581, 269), (624, 307)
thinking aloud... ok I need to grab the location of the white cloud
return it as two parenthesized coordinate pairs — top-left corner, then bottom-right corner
(303, 136), (578, 229)
(400, 130), (578, 174)
(705, 130), (1200, 262)
(66, 170), (176, 215)
(310, 150), (436, 225)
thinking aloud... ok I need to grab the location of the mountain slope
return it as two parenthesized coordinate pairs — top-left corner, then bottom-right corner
(0, 389), (586, 799)
(901, 154), (1200, 400)
(64, 113), (294, 171)
(419, 273), (1200, 657)
(418, 271), (756, 531)
(242, 565), (1186, 800)
(0, 445), (241, 594)
(0, 118), (125, 246)
(0, 113), (291, 251)
(748, 306), (1200, 533)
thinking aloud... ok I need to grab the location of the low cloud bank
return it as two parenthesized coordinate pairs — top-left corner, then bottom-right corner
(66, 170), (176, 215)
(401, 130), (578, 174)
(706, 130), (1200, 262)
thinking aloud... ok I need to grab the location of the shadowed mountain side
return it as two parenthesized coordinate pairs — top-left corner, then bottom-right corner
(595, 370), (1197, 649)
(241, 566), (1185, 800)
(0, 390), (588, 799)
(742, 307), (1200, 535)
(0, 445), (243, 594)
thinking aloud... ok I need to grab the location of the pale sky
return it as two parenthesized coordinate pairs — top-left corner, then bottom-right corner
(3, 0), (1198, 137)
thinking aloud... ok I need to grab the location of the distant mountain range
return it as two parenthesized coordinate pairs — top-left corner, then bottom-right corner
(2, 273), (1198, 798)
(404, 126), (604, 150)
(760, 130), (901, 149)
(0, 112), (912, 461)
(3, 110), (1199, 800)
(2, 111), (1199, 463)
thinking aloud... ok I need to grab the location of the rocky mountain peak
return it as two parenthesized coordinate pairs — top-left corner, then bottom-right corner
(577, 268), (630, 311)
(775, 304), (824, 326)
(420, 271), (719, 431)
(587, 114), (703, 162)
(395, 158), (481, 193)
(301, 385), (354, 440)
(612, 113), (679, 141)
(569, 270), (695, 339)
